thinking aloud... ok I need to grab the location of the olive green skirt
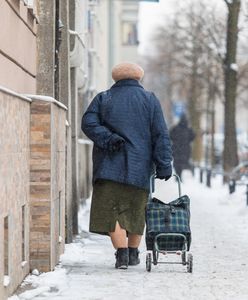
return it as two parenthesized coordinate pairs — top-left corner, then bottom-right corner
(90, 179), (148, 235)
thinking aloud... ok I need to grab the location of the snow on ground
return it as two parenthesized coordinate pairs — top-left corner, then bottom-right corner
(10, 171), (248, 300)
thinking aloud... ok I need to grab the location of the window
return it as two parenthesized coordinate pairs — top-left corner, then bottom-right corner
(59, 192), (61, 237)
(22, 205), (26, 262)
(122, 22), (139, 46)
(4, 216), (9, 276)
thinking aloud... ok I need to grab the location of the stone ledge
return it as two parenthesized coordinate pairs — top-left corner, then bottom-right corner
(0, 85), (32, 102)
(26, 94), (68, 111)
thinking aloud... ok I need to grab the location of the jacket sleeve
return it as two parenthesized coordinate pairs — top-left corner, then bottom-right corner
(151, 93), (173, 177)
(81, 94), (116, 150)
(188, 128), (195, 143)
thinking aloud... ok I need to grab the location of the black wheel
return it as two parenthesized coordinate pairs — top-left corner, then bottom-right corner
(187, 253), (193, 273)
(182, 252), (186, 265)
(146, 253), (152, 272)
(153, 250), (158, 265)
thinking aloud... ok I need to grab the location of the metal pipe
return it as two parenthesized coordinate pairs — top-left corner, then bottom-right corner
(69, 30), (86, 48)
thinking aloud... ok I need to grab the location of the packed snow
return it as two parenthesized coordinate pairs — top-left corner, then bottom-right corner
(9, 171), (248, 300)
(4, 276), (10, 287)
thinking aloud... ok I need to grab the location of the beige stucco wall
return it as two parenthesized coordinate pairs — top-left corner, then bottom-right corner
(0, 0), (36, 94)
(94, 0), (110, 92)
(0, 88), (31, 300)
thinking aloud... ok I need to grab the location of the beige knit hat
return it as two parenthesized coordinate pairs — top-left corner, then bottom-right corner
(112, 62), (144, 82)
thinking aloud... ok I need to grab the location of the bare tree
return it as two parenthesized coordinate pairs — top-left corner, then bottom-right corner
(144, 1), (225, 163)
(223, 0), (241, 174)
(144, 0), (247, 169)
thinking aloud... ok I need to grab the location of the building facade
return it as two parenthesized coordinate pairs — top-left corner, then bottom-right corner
(0, 1), (67, 299)
(0, 1), (37, 299)
(0, 0), (142, 298)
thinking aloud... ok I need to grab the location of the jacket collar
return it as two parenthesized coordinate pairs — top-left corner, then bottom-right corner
(111, 79), (144, 89)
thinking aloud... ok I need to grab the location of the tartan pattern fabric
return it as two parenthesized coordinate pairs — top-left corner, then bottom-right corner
(146, 231), (191, 251)
(145, 195), (191, 251)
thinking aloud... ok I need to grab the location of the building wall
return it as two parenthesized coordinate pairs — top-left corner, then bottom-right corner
(50, 103), (66, 268)
(0, 1), (143, 298)
(107, 0), (139, 86)
(29, 97), (66, 272)
(77, 0), (141, 203)
(0, 1), (37, 298)
(59, 0), (73, 243)
(0, 88), (31, 300)
(0, 0), (37, 94)
(108, 0), (122, 85)
(29, 100), (51, 271)
(91, 0), (110, 92)
(119, 1), (139, 63)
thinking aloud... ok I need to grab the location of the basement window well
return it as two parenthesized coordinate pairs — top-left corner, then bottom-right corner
(4, 216), (10, 287)
(21, 205), (27, 267)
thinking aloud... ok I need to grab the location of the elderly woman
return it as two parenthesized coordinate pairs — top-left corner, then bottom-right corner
(81, 62), (172, 269)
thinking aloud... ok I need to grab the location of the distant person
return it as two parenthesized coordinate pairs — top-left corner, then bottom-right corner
(169, 114), (195, 180)
(81, 62), (172, 269)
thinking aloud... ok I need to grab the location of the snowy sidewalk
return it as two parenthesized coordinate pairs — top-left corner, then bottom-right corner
(11, 173), (248, 300)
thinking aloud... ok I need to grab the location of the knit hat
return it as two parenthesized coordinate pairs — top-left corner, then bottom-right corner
(112, 62), (144, 82)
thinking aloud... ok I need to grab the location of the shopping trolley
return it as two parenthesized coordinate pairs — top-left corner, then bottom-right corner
(145, 174), (193, 273)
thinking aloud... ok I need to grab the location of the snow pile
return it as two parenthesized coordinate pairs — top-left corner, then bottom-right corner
(8, 296), (19, 300)
(60, 242), (86, 265)
(31, 269), (39, 276)
(78, 196), (91, 233)
(16, 287), (50, 300)
(9, 268), (67, 300)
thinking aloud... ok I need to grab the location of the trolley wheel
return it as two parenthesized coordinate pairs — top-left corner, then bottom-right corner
(187, 253), (193, 273)
(146, 253), (152, 272)
(153, 250), (158, 265)
(182, 251), (186, 265)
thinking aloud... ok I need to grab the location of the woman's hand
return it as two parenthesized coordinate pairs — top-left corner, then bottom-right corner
(108, 134), (125, 152)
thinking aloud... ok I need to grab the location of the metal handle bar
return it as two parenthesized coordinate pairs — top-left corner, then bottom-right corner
(149, 174), (182, 202)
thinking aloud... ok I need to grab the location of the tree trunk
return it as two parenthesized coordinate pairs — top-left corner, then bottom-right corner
(189, 57), (202, 163)
(223, 0), (240, 174)
(210, 102), (216, 168)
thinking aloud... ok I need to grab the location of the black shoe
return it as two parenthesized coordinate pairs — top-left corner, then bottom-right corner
(115, 248), (129, 269)
(128, 247), (140, 266)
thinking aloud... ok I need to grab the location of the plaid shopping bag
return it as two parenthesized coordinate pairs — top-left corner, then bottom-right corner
(145, 195), (191, 251)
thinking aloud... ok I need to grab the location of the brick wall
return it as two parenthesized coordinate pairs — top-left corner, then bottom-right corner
(50, 103), (66, 268)
(29, 97), (66, 272)
(29, 100), (51, 271)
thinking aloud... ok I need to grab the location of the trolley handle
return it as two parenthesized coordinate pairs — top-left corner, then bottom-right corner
(149, 174), (182, 202)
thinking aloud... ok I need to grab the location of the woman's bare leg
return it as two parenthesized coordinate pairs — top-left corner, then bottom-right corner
(109, 221), (127, 249)
(128, 234), (142, 248)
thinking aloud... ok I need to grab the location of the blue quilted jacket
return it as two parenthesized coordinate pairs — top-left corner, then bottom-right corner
(81, 79), (172, 191)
